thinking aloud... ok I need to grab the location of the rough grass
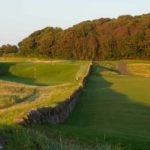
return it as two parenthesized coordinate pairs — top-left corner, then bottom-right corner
(0, 56), (64, 63)
(0, 80), (36, 109)
(33, 61), (150, 150)
(128, 63), (150, 77)
(0, 125), (122, 150)
(0, 59), (122, 150)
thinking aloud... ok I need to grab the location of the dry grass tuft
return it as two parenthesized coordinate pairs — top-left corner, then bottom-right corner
(128, 63), (150, 77)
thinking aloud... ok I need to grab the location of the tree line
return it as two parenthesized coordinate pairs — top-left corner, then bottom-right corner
(0, 44), (18, 56)
(1, 13), (150, 60)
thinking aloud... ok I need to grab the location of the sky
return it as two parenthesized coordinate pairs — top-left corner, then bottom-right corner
(0, 0), (149, 46)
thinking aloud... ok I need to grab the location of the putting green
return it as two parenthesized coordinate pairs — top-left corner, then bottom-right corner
(0, 62), (80, 86)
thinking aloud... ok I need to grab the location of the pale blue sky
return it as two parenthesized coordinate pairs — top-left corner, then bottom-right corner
(0, 0), (149, 45)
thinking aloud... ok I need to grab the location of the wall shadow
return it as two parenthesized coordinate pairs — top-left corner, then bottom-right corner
(0, 62), (47, 86)
(39, 64), (150, 149)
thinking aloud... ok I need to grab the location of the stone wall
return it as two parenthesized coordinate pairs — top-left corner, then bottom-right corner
(22, 63), (92, 125)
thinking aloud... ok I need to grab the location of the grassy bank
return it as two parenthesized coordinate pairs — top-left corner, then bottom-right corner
(33, 61), (150, 149)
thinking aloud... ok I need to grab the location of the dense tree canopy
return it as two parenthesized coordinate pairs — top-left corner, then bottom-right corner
(0, 44), (18, 56)
(4, 13), (150, 60)
(18, 27), (62, 56)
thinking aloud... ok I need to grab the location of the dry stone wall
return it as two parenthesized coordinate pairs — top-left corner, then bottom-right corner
(22, 63), (92, 125)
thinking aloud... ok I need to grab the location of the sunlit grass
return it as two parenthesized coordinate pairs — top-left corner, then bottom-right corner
(128, 63), (150, 77)
(0, 60), (90, 124)
(36, 61), (150, 149)
(1, 59), (150, 149)
(0, 59), (122, 150)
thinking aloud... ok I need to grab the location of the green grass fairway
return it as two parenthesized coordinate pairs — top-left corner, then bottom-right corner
(35, 62), (150, 149)
(0, 62), (80, 86)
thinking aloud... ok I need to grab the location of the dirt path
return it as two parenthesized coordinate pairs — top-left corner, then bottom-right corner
(116, 61), (131, 75)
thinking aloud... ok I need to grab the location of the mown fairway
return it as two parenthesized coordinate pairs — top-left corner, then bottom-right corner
(37, 61), (150, 149)
(0, 61), (80, 85)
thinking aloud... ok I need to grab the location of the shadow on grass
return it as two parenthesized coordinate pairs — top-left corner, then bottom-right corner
(0, 62), (47, 86)
(0, 124), (61, 150)
(32, 64), (150, 149)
